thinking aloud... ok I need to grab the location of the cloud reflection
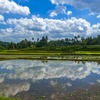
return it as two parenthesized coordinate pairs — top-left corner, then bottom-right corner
(0, 60), (100, 97)
(0, 82), (30, 97)
(0, 60), (100, 81)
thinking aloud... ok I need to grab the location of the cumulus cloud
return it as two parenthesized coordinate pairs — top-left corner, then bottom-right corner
(0, 14), (4, 21)
(49, 12), (57, 17)
(0, 14), (6, 24)
(0, 0), (99, 42)
(91, 23), (100, 36)
(97, 15), (100, 18)
(0, 15), (100, 42)
(49, 5), (67, 17)
(0, 15), (98, 42)
(0, 0), (30, 15)
(50, 0), (100, 14)
(67, 11), (72, 15)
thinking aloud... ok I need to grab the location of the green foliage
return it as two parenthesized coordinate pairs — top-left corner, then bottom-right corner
(36, 36), (48, 47)
(0, 45), (5, 50)
(0, 35), (100, 50)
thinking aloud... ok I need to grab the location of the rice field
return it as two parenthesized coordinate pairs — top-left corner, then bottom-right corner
(0, 50), (100, 61)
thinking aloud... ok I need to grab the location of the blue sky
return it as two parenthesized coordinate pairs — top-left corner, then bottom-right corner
(0, 0), (100, 42)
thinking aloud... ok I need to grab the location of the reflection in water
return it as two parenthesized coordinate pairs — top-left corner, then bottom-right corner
(0, 60), (100, 99)
(0, 83), (30, 97)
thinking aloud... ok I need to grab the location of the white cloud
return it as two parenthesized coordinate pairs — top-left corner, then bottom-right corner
(50, 0), (100, 14)
(0, 0), (30, 15)
(49, 5), (67, 17)
(77, 26), (84, 31)
(97, 15), (100, 18)
(67, 11), (72, 15)
(51, 0), (57, 5)
(92, 23), (100, 36)
(0, 14), (4, 21)
(0, 15), (99, 42)
(49, 11), (58, 17)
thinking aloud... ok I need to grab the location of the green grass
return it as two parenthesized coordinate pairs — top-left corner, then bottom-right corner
(1, 49), (100, 55)
(0, 50), (62, 55)
(0, 49), (100, 61)
(75, 51), (100, 55)
(0, 96), (19, 100)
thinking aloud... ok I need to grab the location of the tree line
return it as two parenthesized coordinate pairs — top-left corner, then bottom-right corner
(0, 35), (100, 50)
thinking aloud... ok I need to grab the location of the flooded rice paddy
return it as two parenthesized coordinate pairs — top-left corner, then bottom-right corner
(0, 60), (100, 100)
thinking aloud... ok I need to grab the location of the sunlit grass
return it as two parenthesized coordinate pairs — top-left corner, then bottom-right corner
(0, 96), (19, 100)
(75, 51), (100, 55)
(0, 49), (100, 61)
(1, 50), (100, 55)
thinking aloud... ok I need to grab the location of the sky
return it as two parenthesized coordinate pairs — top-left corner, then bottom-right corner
(0, 0), (100, 42)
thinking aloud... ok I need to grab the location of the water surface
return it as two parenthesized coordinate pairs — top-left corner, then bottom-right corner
(0, 60), (100, 100)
